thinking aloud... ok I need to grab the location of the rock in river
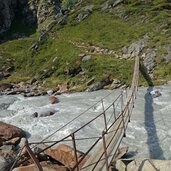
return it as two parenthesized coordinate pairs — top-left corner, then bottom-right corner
(0, 122), (25, 141)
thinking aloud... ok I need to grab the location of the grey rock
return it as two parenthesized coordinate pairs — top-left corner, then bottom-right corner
(0, 156), (10, 171)
(112, 0), (124, 7)
(87, 82), (106, 92)
(113, 160), (126, 171)
(32, 108), (57, 117)
(18, 137), (27, 149)
(27, 78), (37, 85)
(47, 89), (53, 95)
(58, 14), (67, 25)
(76, 12), (90, 23)
(0, 0), (62, 34)
(75, 5), (94, 23)
(123, 35), (149, 58)
(87, 77), (112, 92)
(82, 55), (92, 61)
(111, 79), (121, 89)
(143, 51), (157, 74)
(101, 1), (111, 11)
(163, 46), (171, 64)
(150, 90), (161, 98)
(101, 0), (124, 11)
(0, 145), (15, 156)
(83, 5), (94, 13)
(127, 159), (171, 171)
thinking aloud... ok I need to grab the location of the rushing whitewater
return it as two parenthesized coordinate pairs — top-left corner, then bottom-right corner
(0, 89), (123, 152)
(0, 85), (171, 159)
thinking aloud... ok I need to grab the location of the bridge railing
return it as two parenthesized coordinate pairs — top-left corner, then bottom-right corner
(77, 55), (139, 171)
(10, 56), (139, 171)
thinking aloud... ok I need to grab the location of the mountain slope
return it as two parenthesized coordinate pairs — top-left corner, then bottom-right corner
(0, 0), (171, 92)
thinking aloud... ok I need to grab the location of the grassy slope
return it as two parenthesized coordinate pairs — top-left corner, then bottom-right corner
(0, 0), (171, 90)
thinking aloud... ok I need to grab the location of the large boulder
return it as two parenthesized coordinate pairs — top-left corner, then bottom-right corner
(122, 35), (148, 58)
(32, 108), (57, 118)
(0, 156), (11, 171)
(36, 144), (89, 169)
(12, 161), (68, 171)
(0, 83), (13, 92)
(74, 5), (94, 23)
(49, 96), (58, 104)
(127, 159), (171, 171)
(149, 90), (161, 98)
(87, 77), (112, 91)
(143, 51), (157, 74)
(0, 122), (25, 141)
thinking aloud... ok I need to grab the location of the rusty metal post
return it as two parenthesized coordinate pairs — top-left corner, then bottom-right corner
(128, 104), (130, 122)
(102, 100), (108, 132)
(102, 131), (109, 171)
(103, 112), (108, 132)
(101, 99), (105, 113)
(25, 142), (43, 171)
(125, 87), (128, 99)
(71, 133), (79, 171)
(121, 90), (124, 112)
(121, 90), (126, 137)
(134, 84), (137, 100)
(112, 103), (116, 120)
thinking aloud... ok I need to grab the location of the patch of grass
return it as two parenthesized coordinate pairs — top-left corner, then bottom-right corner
(81, 54), (134, 84)
(59, 11), (152, 50)
(1, 0), (171, 89)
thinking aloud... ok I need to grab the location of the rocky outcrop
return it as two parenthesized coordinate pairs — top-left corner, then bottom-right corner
(87, 77), (112, 92)
(163, 46), (171, 64)
(74, 5), (94, 23)
(0, 156), (11, 171)
(35, 144), (89, 169)
(37, 0), (61, 24)
(112, 158), (171, 171)
(142, 50), (157, 75)
(0, 122), (25, 141)
(0, 0), (61, 34)
(122, 35), (149, 58)
(0, 0), (17, 34)
(127, 159), (171, 171)
(12, 162), (69, 171)
(101, 0), (124, 11)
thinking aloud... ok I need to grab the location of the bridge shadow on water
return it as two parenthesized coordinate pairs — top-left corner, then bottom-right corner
(140, 63), (165, 159)
(144, 87), (165, 159)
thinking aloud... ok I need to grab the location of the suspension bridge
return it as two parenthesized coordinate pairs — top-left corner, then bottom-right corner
(10, 55), (140, 171)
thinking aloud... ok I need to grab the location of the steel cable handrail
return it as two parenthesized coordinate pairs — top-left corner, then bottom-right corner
(10, 56), (139, 171)
(9, 89), (124, 170)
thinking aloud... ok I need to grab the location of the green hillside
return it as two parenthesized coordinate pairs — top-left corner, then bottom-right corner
(0, 0), (171, 91)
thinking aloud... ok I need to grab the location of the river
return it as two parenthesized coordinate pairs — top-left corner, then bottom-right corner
(0, 85), (171, 159)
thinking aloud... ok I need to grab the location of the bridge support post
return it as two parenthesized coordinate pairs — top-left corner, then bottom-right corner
(102, 131), (109, 171)
(128, 105), (130, 122)
(112, 103), (116, 120)
(102, 100), (108, 132)
(121, 90), (123, 112)
(25, 142), (43, 171)
(71, 133), (79, 171)
(121, 90), (126, 137)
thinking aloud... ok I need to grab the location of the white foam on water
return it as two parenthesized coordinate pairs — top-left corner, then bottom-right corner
(1, 86), (171, 158)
